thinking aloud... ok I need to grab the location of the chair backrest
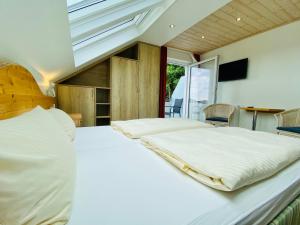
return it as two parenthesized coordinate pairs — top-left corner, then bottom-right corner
(173, 99), (183, 113)
(203, 104), (235, 119)
(275, 108), (300, 127)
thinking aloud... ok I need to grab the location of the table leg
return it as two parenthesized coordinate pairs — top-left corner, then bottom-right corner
(252, 110), (258, 130)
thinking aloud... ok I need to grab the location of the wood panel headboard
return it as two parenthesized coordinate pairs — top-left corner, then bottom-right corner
(0, 62), (55, 119)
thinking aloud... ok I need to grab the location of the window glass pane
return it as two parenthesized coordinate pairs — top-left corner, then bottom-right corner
(69, 0), (152, 47)
(73, 9), (150, 46)
(68, 0), (106, 8)
(68, 0), (130, 12)
(188, 60), (217, 121)
(74, 16), (135, 46)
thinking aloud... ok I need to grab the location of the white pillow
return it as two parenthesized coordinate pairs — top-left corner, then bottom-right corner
(0, 106), (76, 225)
(48, 108), (76, 141)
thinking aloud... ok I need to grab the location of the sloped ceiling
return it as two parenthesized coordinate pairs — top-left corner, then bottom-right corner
(69, 0), (176, 68)
(165, 0), (300, 53)
(140, 0), (231, 46)
(0, 0), (231, 89)
(0, 0), (74, 91)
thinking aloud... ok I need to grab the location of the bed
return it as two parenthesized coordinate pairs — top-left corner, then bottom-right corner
(0, 62), (55, 118)
(68, 126), (300, 225)
(0, 62), (299, 225)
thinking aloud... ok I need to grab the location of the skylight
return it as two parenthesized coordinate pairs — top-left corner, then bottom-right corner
(67, 0), (175, 67)
(73, 10), (150, 47)
(67, 0), (127, 14)
(73, 16), (135, 47)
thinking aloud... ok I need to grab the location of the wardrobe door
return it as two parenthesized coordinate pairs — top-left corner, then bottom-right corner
(111, 57), (139, 121)
(56, 85), (95, 126)
(138, 43), (160, 118)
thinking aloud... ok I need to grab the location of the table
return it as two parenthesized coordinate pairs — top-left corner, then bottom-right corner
(240, 107), (285, 130)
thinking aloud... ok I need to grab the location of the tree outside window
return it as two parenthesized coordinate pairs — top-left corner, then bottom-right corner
(166, 64), (185, 101)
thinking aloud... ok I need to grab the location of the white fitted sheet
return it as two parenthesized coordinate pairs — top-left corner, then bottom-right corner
(68, 126), (300, 225)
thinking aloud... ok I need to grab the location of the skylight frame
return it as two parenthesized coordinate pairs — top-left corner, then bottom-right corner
(68, 0), (130, 21)
(68, 0), (107, 13)
(72, 8), (151, 47)
(67, 0), (176, 67)
(134, 9), (151, 25)
(69, 0), (160, 43)
(73, 16), (136, 47)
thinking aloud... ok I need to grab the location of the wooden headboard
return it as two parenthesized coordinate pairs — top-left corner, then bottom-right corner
(0, 62), (55, 119)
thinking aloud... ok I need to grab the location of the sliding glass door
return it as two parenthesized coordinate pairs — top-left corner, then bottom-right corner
(184, 56), (219, 121)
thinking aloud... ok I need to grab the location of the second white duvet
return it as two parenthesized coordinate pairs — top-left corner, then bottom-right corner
(141, 127), (300, 191)
(111, 118), (213, 138)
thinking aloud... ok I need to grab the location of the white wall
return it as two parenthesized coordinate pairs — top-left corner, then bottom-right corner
(202, 20), (300, 132)
(0, 0), (74, 92)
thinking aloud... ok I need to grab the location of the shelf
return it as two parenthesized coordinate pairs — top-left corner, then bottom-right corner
(95, 86), (111, 90)
(96, 103), (110, 105)
(96, 104), (110, 117)
(96, 116), (110, 119)
(96, 118), (110, 126)
(96, 88), (110, 103)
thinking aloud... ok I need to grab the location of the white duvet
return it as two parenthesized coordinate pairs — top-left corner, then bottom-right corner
(141, 127), (300, 191)
(111, 118), (213, 138)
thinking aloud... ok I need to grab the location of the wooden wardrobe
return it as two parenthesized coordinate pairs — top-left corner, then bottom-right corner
(110, 57), (139, 121)
(56, 42), (160, 126)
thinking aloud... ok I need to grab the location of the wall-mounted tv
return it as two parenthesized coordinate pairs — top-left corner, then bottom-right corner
(218, 58), (248, 82)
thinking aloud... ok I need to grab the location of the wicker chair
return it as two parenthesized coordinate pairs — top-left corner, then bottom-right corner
(203, 104), (236, 127)
(274, 108), (300, 138)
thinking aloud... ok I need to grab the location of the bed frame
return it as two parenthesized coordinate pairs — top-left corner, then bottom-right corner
(0, 62), (299, 224)
(0, 62), (55, 119)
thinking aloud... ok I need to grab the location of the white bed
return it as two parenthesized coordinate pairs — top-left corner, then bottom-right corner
(68, 126), (300, 225)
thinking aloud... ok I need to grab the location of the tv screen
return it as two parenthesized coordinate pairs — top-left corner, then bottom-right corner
(218, 58), (248, 82)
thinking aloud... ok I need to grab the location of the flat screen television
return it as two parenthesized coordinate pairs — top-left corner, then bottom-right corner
(218, 58), (248, 82)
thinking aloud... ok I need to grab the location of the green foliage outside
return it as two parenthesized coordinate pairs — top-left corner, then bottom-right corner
(166, 64), (185, 100)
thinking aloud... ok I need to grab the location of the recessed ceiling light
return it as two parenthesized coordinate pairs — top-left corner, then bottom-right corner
(169, 24), (175, 28)
(236, 17), (241, 21)
(201, 35), (205, 39)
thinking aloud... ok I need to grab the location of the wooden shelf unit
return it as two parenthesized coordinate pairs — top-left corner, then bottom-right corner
(56, 42), (160, 126)
(96, 88), (110, 103)
(56, 59), (111, 127)
(95, 87), (110, 125)
(96, 117), (110, 126)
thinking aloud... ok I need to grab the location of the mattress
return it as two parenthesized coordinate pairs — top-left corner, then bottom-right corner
(68, 126), (300, 225)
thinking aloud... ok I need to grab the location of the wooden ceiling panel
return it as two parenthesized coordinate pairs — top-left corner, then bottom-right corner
(166, 0), (300, 53)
